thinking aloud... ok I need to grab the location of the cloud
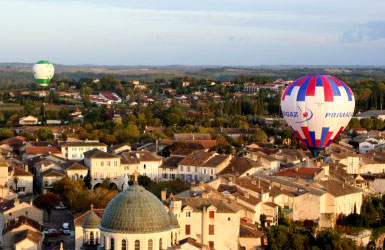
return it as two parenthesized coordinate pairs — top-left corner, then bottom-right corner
(341, 20), (385, 42)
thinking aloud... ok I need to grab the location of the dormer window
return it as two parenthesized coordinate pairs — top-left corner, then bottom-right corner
(209, 211), (215, 219)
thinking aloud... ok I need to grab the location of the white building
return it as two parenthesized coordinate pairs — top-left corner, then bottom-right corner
(84, 149), (129, 190)
(18, 116), (38, 125)
(168, 197), (240, 250)
(74, 178), (179, 250)
(121, 151), (162, 180)
(61, 141), (107, 160)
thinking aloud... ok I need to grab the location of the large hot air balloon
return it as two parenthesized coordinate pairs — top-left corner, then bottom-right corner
(33, 60), (54, 87)
(280, 74), (355, 156)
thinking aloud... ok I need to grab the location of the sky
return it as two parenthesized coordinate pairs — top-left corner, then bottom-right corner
(0, 0), (385, 66)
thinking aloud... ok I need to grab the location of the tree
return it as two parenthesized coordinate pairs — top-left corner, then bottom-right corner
(0, 129), (14, 140)
(34, 192), (60, 222)
(35, 128), (54, 141)
(251, 130), (268, 142)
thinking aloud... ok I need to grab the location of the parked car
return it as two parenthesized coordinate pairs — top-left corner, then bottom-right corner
(60, 229), (71, 235)
(55, 202), (67, 210)
(44, 228), (61, 237)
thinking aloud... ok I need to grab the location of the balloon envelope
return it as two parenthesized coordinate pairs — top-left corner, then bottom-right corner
(280, 75), (355, 156)
(33, 60), (54, 87)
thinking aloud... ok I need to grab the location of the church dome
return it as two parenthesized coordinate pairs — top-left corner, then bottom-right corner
(83, 210), (100, 229)
(168, 210), (180, 228)
(100, 184), (172, 234)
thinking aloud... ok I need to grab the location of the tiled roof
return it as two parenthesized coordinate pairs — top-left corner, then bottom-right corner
(202, 154), (230, 168)
(3, 215), (43, 234)
(62, 161), (88, 171)
(160, 156), (185, 169)
(234, 192), (261, 206)
(218, 157), (258, 176)
(273, 167), (323, 179)
(314, 180), (362, 197)
(83, 149), (117, 159)
(25, 146), (61, 155)
(121, 151), (162, 163)
(74, 209), (104, 226)
(171, 148), (199, 157)
(183, 198), (239, 213)
(160, 139), (217, 149)
(0, 136), (26, 146)
(179, 151), (214, 167)
(41, 168), (65, 177)
(13, 229), (42, 244)
(61, 141), (106, 147)
(13, 166), (33, 177)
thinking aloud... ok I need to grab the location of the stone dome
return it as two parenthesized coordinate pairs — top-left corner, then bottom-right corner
(100, 184), (172, 234)
(168, 210), (180, 228)
(83, 210), (100, 229)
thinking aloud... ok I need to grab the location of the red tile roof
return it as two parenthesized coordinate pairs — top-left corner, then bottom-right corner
(273, 167), (323, 179)
(25, 146), (61, 155)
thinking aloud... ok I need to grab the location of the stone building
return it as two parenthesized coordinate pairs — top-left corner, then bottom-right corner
(75, 174), (179, 250)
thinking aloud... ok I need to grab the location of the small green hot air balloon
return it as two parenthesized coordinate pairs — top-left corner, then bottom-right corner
(33, 60), (54, 87)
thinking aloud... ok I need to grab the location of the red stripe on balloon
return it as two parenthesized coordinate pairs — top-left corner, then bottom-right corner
(301, 127), (313, 147)
(295, 76), (309, 86)
(321, 76), (333, 102)
(306, 76), (316, 96)
(331, 127), (344, 144)
(322, 131), (333, 147)
(294, 130), (307, 147)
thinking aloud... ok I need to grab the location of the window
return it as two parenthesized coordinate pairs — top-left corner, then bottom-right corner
(208, 241), (214, 248)
(107, 161), (111, 167)
(195, 167), (197, 172)
(114, 161), (117, 166)
(135, 240), (140, 250)
(148, 239), (153, 250)
(90, 231), (94, 245)
(209, 225), (214, 235)
(209, 211), (215, 219)
(186, 211), (191, 217)
(110, 238), (115, 250)
(159, 238), (162, 250)
(180, 166), (183, 171)
(187, 166), (190, 172)
(185, 224), (191, 235)
(101, 161), (104, 167)
(204, 169), (206, 174)
(211, 169), (214, 174)
(122, 239), (127, 250)
(144, 164), (146, 169)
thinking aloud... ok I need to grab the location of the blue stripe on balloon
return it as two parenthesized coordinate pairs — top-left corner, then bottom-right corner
(315, 75), (323, 86)
(320, 127), (329, 147)
(309, 130), (316, 148)
(296, 77), (311, 101)
(286, 83), (297, 96)
(303, 139), (310, 148)
(326, 78), (341, 96)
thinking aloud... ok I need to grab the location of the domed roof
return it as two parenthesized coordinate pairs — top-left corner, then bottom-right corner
(83, 210), (100, 229)
(100, 184), (172, 234)
(168, 210), (180, 228)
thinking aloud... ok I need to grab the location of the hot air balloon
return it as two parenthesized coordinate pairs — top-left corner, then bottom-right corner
(280, 74), (355, 156)
(33, 60), (54, 87)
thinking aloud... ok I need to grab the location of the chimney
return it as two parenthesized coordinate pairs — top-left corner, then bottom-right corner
(161, 189), (167, 201)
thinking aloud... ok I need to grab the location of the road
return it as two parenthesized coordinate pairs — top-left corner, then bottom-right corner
(43, 209), (75, 250)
